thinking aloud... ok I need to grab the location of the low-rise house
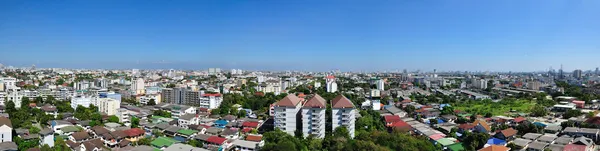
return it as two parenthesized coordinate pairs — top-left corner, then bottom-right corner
(526, 141), (548, 151)
(577, 128), (599, 141)
(39, 128), (54, 147)
(512, 138), (532, 149)
(69, 131), (91, 143)
(178, 114), (199, 129)
(564, 136), (595, 151)
(547, 144), (564, 151)
(205, 127), (224, 136)
(213, 120), (228, 128)
(104, 130), (127, 148)
(90, 126), (110, 138)
(204, 136), (228, 149)
(494, 128), (517, 141)
(58, 126), (80, 136)
(164, 143), (209, 151)
(164, 126), (183, 137)
(151, 137), (180, 150)
(79, 138), (104, 151)
(220, 128), (239, 139)
(537, 134), (557, 143)
(0, 117), (11, 143)
(49, 120), (75, 135)
(41, 104), (58, 118)
(472, 120), (491, 133)
(383, 115), (401, 127)
(0, 142), (17, 151)
(123, 128), (145, 142)
(563, 127), (579, 136)
(245, 135), (263, 142)
(440, 115), (457, 123)
(522, 133), (542, 141)
(478, 145), (509, 151)
(545, 125), (562, 134)
(554, 135), (573, 145)
(241, 121), (260, 129)
(175, 129), (199, 142)
(231, 140), (262, 151)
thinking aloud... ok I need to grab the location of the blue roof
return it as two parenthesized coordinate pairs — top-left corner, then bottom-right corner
(486, 138), (506, 145)
(440, 104), (451, 107)
(533, 122), (547, 127)
(455, 132), (463, 137)
(214, 120), (228, 125)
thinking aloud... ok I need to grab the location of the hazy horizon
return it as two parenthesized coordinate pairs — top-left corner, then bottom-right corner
(1, 1), (599, 72)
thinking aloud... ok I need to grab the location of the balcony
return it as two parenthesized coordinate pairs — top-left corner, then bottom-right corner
(341, 112), (351, 116)
(276, 114), (286, 118)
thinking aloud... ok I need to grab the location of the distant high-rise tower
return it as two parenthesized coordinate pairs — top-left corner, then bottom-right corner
(595, 67), (599, 76)
(573, 69), (583, 79)
(559, 64), (564, 79)
(31, 64), (36, 70)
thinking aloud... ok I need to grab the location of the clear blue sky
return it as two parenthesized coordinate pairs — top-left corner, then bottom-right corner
(1, 0), (599, 72)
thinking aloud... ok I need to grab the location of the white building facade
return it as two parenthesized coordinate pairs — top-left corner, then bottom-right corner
(301, 94), (326, 138)
(199, 93), (223, 109)
(331, 95), (356, 138)
(326, 76), (337, 93)
(274, 94), (302, 136)
(98, 98), (120, 115)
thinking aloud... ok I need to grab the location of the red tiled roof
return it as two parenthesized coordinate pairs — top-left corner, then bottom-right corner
(206, 136), (227, 144)
(123, 128), (145, 137)
(331, 95), (355, 108)
(391, 120), (412, 131)
(275, 94), (302, 107)
(458, 124), (475, 130)
(473, 120), (491, 132)
(245, 135), (262, 142)
(203, 93), (222, 97)
(384, 115), (401, 123)
(326, 75), (335, 79)
(478, 145), (510, 151)
(241, 128), (253, 133)
(585, 117), (600, 125)
(401, 99), (412, 103)
(500, 128), (517, 137)
(242, 121), (260, 128)
(563, 144), (587, 151)
(303, 94), (326, 108)
(297, 93), (306, 98)
(513, 117), (526, 123)
(199, 108), (209, 112)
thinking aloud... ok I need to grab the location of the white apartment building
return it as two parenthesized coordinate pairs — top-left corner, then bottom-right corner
(274, 94), (302, 136)
(0, 117), (12, 143)
(331, 95), (356, 138)
(326, 75), (337, 93)
(199, 93), (223, 109)
(527, 81), (542, 90)
(1, 77), (17, 90)
(98, 98), (120, 115)
(471, 79), (488, 90)
(258, 80), (282, 95)
(70, 96), (94, 109)
(0, 92), (6, 106)
(301, 94), (326, 138)
(139, 95), (160, 105)
(74, 81), (91, 90)
(131, 78), (145, 95)
(116, 108), (130, 126)
(376, 79), (385, 91)
(7, 89), (23, 108)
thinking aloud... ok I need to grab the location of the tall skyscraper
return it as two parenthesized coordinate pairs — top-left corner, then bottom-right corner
(559, 64), (564, 79)
(595, 67), (599, 76)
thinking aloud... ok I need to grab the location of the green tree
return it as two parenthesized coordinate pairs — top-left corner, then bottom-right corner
(137, 137), (152, 146)
(5, 101), (16, 114)
(74, 105), (89, 120)
(563, 109), (583, 119)
(530, 105), (547, 117)
(429, 119), (438, 125)
(41, 144), (52, 151)
(237, 110), (247, 118)
(147, 99), (156, 106)
(333, 126), (350, 139)
(108, 115), (120, 123)
(187, 139), (203, 148)
(131, 117), (140, 128)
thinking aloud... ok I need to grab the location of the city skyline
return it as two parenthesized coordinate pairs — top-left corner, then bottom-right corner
(2, 1), (600, 71)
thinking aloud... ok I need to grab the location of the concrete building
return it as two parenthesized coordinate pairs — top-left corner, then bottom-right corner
(199, 93), (223, 109)
(116, 108), (130, 126)
(2, 77), (17, 90)
(326, 75), (338, 93)
(472, 79), (488, 90)
(301, 94), (326, 138)
(131, 78), (145, 95)
(71, 96), (94, 109)
(376, 79), (385, 91)
(258, 80), (282, 95)
(573, 69), (583, 79)
(98, 98), (120, 115)
(527, 81), (542, 90)
(331, 95), (356, 138)
(274, 94), (302, 136)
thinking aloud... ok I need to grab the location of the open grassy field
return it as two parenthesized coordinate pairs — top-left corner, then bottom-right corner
(453, 99), (536, 116)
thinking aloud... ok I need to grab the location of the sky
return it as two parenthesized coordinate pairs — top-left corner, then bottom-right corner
(1, 0), (599, 72)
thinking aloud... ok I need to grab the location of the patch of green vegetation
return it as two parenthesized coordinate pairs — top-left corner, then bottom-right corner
(453, 99), (536, 116)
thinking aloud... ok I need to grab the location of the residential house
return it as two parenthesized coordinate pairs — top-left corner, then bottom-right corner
(90, 126), (110, 139)
(472, 120), (491, 133)
(178, 114), (199, 129)
(0, 117), (11, 143)
(537, 134), (557, 144)
(522, 133), (542, 141)
(493, 128), (517, 141)
(175, 129), (199, 142)
(79, 138), (104, 151)
(564, 136), (595, 151)
(69, 131), (91, 143)
(204, 136), (228, 149)
(554, 136), (573, 145)
(40, 104), (58, 118)
(478, 145), (509, 151)
(164, 143), (209, 151)
(384, 115), (401, 127)
(231, 140), (262, 151)
(512, 138), (532, 149)
(526, 141), (548, 151)
(205, 127), (223, 136)
(0, 142), (17, 151)
(39, 128), (54, 147)
(123, 128), (145, 142)
(220, 128), (239, 139)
